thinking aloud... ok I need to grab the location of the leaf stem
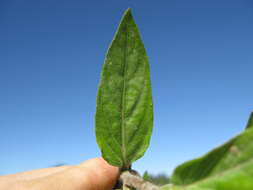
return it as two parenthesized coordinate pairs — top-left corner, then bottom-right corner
(119, 170), (159, 190)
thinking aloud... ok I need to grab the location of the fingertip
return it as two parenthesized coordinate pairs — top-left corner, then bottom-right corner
(79, 157), (119, 190)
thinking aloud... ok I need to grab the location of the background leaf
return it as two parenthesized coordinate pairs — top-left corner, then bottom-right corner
(170, 127), (253, 185)
(161, 127), (253, 190)
(161, 160), (253, 190)
(161, 159), (253, 190)
(95, 8), (153, 168)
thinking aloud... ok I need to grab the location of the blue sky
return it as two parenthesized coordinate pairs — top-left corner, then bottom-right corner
(1, 0), (253, 175)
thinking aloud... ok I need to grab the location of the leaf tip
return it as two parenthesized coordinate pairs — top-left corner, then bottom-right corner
(122, 8), (133, 19)
(125, 7), (132, 13)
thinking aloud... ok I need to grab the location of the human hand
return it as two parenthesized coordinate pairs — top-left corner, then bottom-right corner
(0, 158), (119, 190)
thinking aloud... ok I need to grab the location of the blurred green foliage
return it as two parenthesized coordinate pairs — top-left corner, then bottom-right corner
(143, 171), (170, 186)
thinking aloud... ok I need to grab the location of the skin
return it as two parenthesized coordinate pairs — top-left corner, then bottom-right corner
(0, 158), (119, 190)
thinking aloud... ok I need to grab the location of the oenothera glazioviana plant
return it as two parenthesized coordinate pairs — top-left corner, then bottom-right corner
(94, 8), (253, 190)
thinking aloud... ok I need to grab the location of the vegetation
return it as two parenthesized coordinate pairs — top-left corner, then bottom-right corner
(95, 8), (153, 170)
(143, 171), (170, 186)
(95, 8), (253, 190)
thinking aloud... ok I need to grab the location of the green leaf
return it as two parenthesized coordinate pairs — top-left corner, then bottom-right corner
(160, 128), (253, 190)
(245, 112), (253, 130)
(171, 127), (253, 185)
(95, 8), (153, 168)
(161, 159), (253, 190)
(161, 159), (253, 189)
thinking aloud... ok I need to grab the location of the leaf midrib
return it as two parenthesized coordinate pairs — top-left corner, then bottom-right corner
(121, 23), (128, 167)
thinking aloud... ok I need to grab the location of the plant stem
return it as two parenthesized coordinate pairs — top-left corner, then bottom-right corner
(119, 171), (159, 190)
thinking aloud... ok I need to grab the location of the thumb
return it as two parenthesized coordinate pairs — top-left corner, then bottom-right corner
(78, 157), (119, 190)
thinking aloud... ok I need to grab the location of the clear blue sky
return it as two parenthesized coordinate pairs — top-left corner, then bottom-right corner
(1, 0), (253, 175)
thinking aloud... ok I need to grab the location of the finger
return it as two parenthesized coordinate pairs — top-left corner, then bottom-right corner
(26, 157), (119, 190)
(78, 157), (120, 190)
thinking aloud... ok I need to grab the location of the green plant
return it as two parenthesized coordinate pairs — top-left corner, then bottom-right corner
(143, 171), (170, 186)
(95, 8), (153, 170)
(95, 8), (253, 190)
